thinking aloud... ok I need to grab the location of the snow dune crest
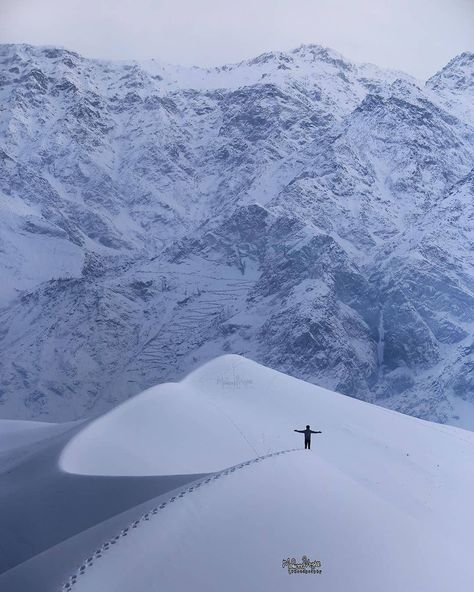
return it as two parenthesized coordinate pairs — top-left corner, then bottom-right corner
(59, 353), (376, 475)
(58, 354), (474, 592)
(60, 354), (474, 487)
(2, 355), (474, 591)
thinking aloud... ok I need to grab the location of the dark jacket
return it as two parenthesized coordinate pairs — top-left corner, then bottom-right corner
(294, 428), (321, 441)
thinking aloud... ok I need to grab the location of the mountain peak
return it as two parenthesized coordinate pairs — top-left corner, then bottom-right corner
(0, 42), (80, 60)
(242, 43), (351, 71)
(291, 43), (352, 69)
(427, 51), (474, 92)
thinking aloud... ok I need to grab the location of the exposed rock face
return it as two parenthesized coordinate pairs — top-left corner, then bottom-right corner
(0, 43), (473, 426)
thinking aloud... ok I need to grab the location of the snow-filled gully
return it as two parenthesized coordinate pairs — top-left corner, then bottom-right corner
(61, 448), (300, 591)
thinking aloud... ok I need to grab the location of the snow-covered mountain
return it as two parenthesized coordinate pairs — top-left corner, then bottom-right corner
(1, 356), (473, 591)
(1, 43), (474, 426)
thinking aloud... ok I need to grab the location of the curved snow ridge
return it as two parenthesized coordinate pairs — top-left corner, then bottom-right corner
(60, 448), (300, 591)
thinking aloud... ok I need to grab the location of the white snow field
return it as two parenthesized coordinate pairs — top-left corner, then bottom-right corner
(1, 354), (474, 592)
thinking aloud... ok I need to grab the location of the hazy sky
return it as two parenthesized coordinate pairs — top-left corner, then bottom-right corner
(1, 0), (473, 79)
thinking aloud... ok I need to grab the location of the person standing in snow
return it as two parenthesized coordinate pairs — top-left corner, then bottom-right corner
(294, 425), (322, 449)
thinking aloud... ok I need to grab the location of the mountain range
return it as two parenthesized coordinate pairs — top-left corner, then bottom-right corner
(0, 42), (473, 426)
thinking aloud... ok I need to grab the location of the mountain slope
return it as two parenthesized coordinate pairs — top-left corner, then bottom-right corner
(0, 43), (473, 426)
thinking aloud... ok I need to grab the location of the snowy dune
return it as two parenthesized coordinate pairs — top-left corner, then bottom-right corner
(1, 355), (474, 591)
(70, 452), (472, 592)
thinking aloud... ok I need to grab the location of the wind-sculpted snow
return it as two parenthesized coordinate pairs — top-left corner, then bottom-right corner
(57, 356), (474, 591)
(1, 355), (474, 592)
(0, 43), (474, 427)
(65, 450), (473, 592)
(60, 355), (327, 475)
(60, 449), (300, 592)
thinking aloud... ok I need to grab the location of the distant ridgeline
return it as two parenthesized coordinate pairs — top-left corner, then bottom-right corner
(0, 43), (473, 426)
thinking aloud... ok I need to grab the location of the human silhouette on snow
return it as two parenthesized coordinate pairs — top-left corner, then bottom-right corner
(294, 425), (322, 449)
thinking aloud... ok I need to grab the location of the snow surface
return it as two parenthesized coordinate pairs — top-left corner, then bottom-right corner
(70, 452), (471, 592)
(2, 355), (473, 591)
(0, 419), (72, 453)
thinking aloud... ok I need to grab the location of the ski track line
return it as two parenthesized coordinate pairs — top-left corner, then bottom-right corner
(60, 448), (301, 591)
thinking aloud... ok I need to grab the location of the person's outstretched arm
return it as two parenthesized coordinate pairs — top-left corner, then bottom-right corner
(310, 430), (322, 434)
(294, 429), (304, 433)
